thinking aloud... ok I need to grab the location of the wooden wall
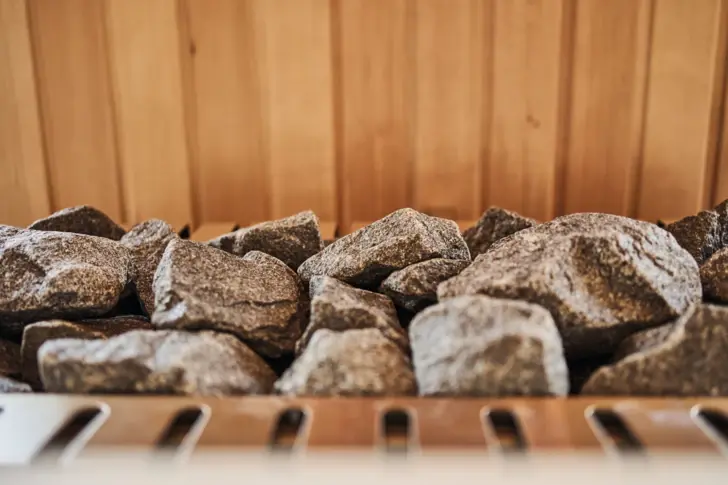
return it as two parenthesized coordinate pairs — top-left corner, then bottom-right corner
(2, 0), (728, 229)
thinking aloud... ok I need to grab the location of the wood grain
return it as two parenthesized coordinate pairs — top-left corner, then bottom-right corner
(0, 0), (49, 226)
(717, 74), (728, 205)
(413, 0), (487, 221)
(563, 0), (653, 215)
(335, 0), (413, 229)
(637, 0), (728, 221)
(29, 0), (121, 219)
(184, 0), (269, 226)
(252, 0), (337, 221)
(104, 0), (193, 228)
(488, 0), (569, 221)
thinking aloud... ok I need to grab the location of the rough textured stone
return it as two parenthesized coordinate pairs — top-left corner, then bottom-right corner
(39, 330), (276, 395)
(0, 226), (131, 328)
(439, 213), (701, 359)
(21, 316), (152, 389)
(274, 329), (416, 396)
(121, 219), (177, 315)
(152, 239), (304, 357)
(0, 376), (31, 393)
(409, 295), (568, 396)
(582, 304), (728, 395)
(379, 258), (470, 312)
(665, 210), (721, 265)
(209, 211), (323, 270)
(296, 276), (407, 354)
(298, 208), (470, 288)
(463, 207), (536, 258)
(700, 247), (728, 302)
(28, 205), (126, 241)
(612, 323), (675, 362)
(0, 339), (21, 378)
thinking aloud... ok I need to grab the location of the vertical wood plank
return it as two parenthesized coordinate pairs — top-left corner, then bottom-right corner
(252, 0), (336, 221)
(413, 0), (487, 220)
(717, 81), (728, 205)
(0, 0), (49, 226)
(104, 0), (193, 228)
(563, 0), (653, 215)
(29, 0), (121, 219)
(184, 0), (269, 225)
(638, 0), (727, 221)
(335, 0), (413, 228)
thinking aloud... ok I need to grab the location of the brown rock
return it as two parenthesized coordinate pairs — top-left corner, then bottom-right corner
(463, 207), (536, 258)
(152, 239), (304, 357)
(0, 226), (131, 329)
(296, 276), (407, 354)
(274, 329), (416, 396)
(298, 208), (470, 288)
(379, 258), (470, 312)
(0, 339), (21, 378)
(0, 376), (31, 393)
(700, 247), (728, 302)
(28, 205), (126, 241)
(121, 219), (177, 315)
(38, 330), (276, 396)
(209, 211), (323, 270)
(21, 316), (152, 389)
(409, 296), (568, 396)
(582, 304), (728, 395)
(612, 323), (675, 362)
(665, 210), (721, 265)
(439, 213), (701, 359)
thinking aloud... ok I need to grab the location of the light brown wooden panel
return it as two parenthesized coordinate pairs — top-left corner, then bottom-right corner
(488, 0), (570, 222)
(335, 0), (413, 229)
(184, 0), (269, 226)
(563, 0), (652, 215)
(104, 0), (193, 229)
(29, 0), (121, 219)
(0, 0), (49, 226)
(637, 0), (728, 221)
(413, 0), (487, 221)
(717, 83), (728, 205)
(252, 0), (336, 221)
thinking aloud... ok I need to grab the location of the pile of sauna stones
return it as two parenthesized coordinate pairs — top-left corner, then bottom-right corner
(1, 201), (726, 397)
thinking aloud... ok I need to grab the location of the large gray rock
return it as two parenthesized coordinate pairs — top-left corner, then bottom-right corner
(275, 329), (416, 396)
(0, 226), (131, 329)
(28, 205), (126, 241)
(209, 211), (323, 270)
(0, 376), (31, 393)
(438, 213), (701, 359)
(463, 207), (536, 258)
(612, 323), (675, 362)
(379, 258), (470, 312)
(152, 239), (304, 357)
(121, 219), (177, 315)
(0, 339), (21, 378)
(409, 296), (568, 396)
(39, 330), (276, 396)
(700, 247), (728, 302)
(298, 208), (470, 288)
(296, 276), (407, 354)
(582, 304), (728, 396)
(21, 316), (153, 389)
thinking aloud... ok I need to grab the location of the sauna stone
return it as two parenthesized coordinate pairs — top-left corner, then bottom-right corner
(0, 339), (21, 379)
(462, 206), (536, 258)
(209, 211), (324, 270)
(438, 213), (701, 359)
(665, 210), (722, 265)
(612, 323), (675, 362)
(409, 295), (568, 397)
(296, 276), (407, 354)
(700, 247), (728, 302)
(121, 219), (177, 315)
(274, 328), (416, 396)
(0, 226), (131, 327)
(298, 208), (470, 288)
(38, 330), (276, 396)
(28, 205), (126, 241)
(379, 258), (470, 313)
(0, 376), (31, 393)
(21, 316), (153, 389)
(152, 239), (304, 357)
(582, 304), (728, 396)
